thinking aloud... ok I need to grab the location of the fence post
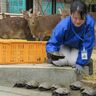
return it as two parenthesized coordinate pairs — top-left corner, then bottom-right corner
(52, 0), (56, 14)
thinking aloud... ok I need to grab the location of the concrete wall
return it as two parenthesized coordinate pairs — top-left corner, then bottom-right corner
(0, 64), (77, 87)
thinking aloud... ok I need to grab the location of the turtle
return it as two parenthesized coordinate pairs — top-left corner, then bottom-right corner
(38, 82), (51, 91)
(13, 80), (27, 88)
(81, 87), (96, 96)
(51, 84), (62, 91)
(80, 86), (89, 92)
(52, 87), (70, 96)
(70, 81), (82, 90)
(25, 80), (39, 89)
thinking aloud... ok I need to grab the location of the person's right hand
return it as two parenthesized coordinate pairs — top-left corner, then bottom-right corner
(75, 64), (84, 75)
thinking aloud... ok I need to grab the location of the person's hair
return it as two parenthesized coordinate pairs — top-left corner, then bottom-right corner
(70, 0), (87, 20)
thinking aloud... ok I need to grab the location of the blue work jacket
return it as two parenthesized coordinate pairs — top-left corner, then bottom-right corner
(46, 15), (95, 66)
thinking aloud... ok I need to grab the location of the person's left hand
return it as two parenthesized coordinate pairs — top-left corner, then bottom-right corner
(48, 53), (65, 61)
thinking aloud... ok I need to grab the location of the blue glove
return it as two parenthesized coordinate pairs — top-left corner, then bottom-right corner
(75, 64), (84, 74)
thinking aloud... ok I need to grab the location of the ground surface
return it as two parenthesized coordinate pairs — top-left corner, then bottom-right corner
(83, 48), (96, 80)
(0, 86), (81, 96)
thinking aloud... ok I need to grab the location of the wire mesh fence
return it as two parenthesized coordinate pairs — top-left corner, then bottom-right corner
(0, 0), (26, 13)
(0, 0), (65, 15)
(7, 0), (26, 13)
(0, 0), (96, 14)
(41, 0), (64, 15)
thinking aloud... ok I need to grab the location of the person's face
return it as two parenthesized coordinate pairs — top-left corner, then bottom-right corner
(71, 11), (85, 27)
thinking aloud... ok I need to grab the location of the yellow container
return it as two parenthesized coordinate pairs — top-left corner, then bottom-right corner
(0, 41), (11, 64)
(0, 39), (47, 64)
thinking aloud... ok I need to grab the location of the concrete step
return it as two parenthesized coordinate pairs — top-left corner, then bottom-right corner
(0, 64), (88, 87)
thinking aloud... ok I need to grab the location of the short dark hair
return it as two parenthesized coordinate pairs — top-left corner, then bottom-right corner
(70, 0), (87, 19)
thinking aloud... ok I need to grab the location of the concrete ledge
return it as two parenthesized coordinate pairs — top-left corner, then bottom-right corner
(0, 64), (77, 87)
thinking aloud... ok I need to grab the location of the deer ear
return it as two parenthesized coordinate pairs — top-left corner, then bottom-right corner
(2, 13), (5, 19)
(21, 8), (32, 18)
(20, 10), (23, 14)
(22, 11), (29, 20)
(28, 8), (32, 13)
(58, 8), (62, 14)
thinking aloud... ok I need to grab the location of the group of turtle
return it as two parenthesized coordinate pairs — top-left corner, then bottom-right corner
(13, 80), (96, 96)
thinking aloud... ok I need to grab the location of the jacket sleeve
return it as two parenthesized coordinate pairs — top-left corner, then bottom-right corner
(46, 21), (66, 53)
(76, 20), (95, 66)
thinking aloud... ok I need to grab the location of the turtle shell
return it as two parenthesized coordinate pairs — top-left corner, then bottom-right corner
(51, 84), (61, 91)
(25, 80), (39, 89)
(81, 87), (96, 96)
(52, 88), (70, 96)
(38, 82), (51, 91)
(70, 81), (82, 90)
(80, 86), (88, 92)
(13, 80), (27, 88)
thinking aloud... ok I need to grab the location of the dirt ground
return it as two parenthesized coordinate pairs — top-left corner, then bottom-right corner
(83, 48), (96, 80)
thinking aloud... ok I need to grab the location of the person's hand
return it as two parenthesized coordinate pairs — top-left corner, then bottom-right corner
(75, 64), (84, 75)
(48, 52), (65, 61)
